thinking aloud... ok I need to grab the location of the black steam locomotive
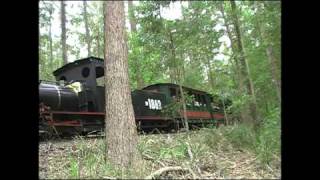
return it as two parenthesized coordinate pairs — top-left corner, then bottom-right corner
(39, 57), (227, 137)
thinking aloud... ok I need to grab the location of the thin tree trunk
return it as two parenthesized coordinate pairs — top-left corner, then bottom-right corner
(206, 58), (215, 90)
(83, 0), (91, 57)
(128, 1), (136, 32)
(168, 30), (189, 131)
(128, 0), (144, 89)
(221, 94), (229, 125)
(179, 82), (189, 131)
(96, 31), (100, 57)
(219, 2), (247, 122)
(219, 2), (244, 92)
(103, 1), (106, 58)
(266, 46), (281, 102)
(61, 1), (67, 65)
(178, 55), (188, 131)
(168, 30), (176, 84)
(254, 2), (281, 103)
(230, 0), (259, 128)
(104, 1), (140, 172)
(48, 10), (53, 67)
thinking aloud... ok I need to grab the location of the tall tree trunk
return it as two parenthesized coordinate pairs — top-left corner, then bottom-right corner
(83, 0), (91, 57)
(254, 2), (281, 103)
(219, 2), (243, 92)
(128, 1), (136, 32)
(221, 94), (229, 125)
(266, 46), (281, 102)
(103, 1), (106, 59)
(96, 32), (100, 57)
(48, 9), (53, 67)
(219, 2), (247, 122)
(206, 58), (215, 90)
(128, 0), (145, 89)
(168, 30), (189, 131)
(230, 0), (259, 128)
(60, 1), (67, 65)
(104, 1), (140, 172)
(179, 81), (189, 131)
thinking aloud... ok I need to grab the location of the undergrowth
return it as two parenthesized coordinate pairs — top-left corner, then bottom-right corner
(42, 113), (280, 179)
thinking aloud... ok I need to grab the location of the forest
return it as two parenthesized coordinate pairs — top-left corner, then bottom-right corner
(39, 1), (281, 179)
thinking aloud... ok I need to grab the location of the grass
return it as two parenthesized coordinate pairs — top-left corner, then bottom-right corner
(40, 124), (281, 179)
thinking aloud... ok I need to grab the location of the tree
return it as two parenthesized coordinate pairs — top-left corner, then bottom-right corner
(83, 0), (91, 56)
(128, 1), (145, 89)
(230, 0), (259, 128)
(104, 1), (140, 171)
(60, 1), (68, 64)
(39, 1), (60, 81)
(253, 1), (281, 103)
(43, 2), (54, 66)
(219, 1), (244, 91)
(167, 27), (189, 131)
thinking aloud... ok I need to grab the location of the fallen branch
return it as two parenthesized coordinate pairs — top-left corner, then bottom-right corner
(196, 165), (202, 176)
(145, 166), (189, 179)
(187, 167), (197, 179)
(103, 176), (116, 179)
(142, 153), (165, 167)
(150, 128), (162, 134)
(186, 142), (193, 161)
(142, 153), (155, 161)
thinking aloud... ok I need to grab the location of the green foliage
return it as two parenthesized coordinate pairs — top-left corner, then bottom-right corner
(68, 157), (79, 178)
(225, 124), (256, 150)
(255, 107), (281, 164)
(228, 94), (251, 118)
(161, 91), (195, 118)
(159, 142), (187, 160)
(161, 100), (181, 118)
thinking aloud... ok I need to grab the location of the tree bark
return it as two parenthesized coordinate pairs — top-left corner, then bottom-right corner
(219, 2), (244, 92)
(230, 0), (259, 128)
(254, 2), (281, 103)
(128, 0), (145, 89)
(266, 46), (281, 102)
(206, 58), (215, 90)
(221, 94), (229, 125)
(103, 1), (106, 59)
(104, 1), (140, 171)
(83, 0), (91, 57)
(96, 31), (100, 57)
(168, 30), (189, 131)
(60, 1), (67, 65)
(219, 2), (247, 122)
(128, 1), (136, 32)
(48, 7), (53, 67)
(178, 82), (189, 131)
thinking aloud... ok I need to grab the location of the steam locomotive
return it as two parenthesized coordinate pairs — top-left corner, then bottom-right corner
(39, 57), (228, 137)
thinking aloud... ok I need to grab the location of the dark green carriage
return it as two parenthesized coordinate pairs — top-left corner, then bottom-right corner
(142, 83), (225, 128)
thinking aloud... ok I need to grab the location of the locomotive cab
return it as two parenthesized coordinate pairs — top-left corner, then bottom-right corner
(52, 56), (105, 112)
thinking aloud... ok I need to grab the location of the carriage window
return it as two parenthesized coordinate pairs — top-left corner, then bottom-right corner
(201, 95), (207, 108)
(194, 94), (201, 108)
(60, 76), (67, 81)
(170, 88), (176, 97)
(88, 101), (94, 111)
(96, 76), (104, 86)
(95, 67), (105, 86)
(186, 91), (193, 108)
(82, 67), (90, 78)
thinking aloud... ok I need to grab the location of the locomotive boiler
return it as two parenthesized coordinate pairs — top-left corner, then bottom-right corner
(39, 82), (79, 111)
